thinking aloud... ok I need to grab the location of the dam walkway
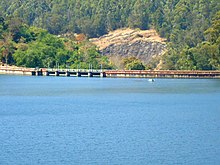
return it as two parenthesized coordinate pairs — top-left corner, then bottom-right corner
(1, 66), (220, 78)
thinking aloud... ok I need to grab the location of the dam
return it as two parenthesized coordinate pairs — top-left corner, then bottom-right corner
(1, 66), (220, 78)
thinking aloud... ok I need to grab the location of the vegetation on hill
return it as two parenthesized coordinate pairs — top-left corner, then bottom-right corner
(159, 11), (220, 70)
(0, 0), (219, 70)
(0, 17), (113, 69)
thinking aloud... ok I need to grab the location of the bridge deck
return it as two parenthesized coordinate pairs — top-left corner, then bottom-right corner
(1, 66), (220, 78)
(105, 70), (220, 78)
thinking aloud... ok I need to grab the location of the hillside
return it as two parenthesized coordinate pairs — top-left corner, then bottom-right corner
(0, 17), (110, 69)
(90, 28), (167, 63)
(0, 0), (219, 70)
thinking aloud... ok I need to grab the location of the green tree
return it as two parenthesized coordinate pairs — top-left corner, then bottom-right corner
(123, 57), (145, 70)
(128, 0), (149, 29)
(0, 32), (14, 64)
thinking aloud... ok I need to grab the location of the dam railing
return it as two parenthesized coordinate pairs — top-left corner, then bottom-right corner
(1, 66), (220, 78)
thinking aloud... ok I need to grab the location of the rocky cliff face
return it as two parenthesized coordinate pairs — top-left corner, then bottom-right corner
(90, 28), (167, 63)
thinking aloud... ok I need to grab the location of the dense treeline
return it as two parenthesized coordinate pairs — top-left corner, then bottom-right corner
(0, 0), (218, 38)
(0, 17), (113, 69)
(160, 11), (220, 70)
(0, 0), (219, 70)
(0, 0), (152, 37)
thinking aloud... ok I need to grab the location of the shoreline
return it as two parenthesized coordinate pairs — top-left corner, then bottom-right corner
(1, 65), (220, 79)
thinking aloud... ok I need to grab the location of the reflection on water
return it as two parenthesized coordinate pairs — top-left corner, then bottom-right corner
(0, 75), (220, 164)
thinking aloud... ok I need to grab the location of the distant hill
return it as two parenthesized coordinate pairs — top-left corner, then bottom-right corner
(0, 0), (218, 38)
(0, 0), (219, 70)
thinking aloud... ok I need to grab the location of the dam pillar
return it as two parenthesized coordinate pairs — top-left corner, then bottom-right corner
(100, 72), (106, 78)
(88, 72), (93, 77)
(55, 71), (59, 76)
(36, 70), (43, 76)
(77, 72), (81, 77)
(66, 71), (70, 77)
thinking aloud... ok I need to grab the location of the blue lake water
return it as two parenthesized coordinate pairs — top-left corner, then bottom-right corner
(0, 75), (220, 165)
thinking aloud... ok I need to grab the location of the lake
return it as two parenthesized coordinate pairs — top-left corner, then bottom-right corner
(0, 75), (220, 165)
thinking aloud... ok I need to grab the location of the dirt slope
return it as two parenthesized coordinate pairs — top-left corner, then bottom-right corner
(90, 28), (167, 64)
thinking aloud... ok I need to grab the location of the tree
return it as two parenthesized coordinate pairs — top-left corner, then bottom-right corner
(0, 32), (14, 64)
(128, 0), (149, 29)
(123, 57), (145, 70)
(205, 11), (220, 44)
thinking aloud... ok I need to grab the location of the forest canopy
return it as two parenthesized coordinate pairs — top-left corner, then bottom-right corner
(0, 17), (113, 69)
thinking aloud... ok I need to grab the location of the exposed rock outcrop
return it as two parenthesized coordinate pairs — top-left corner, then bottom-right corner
(90, 28), (167, 63)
